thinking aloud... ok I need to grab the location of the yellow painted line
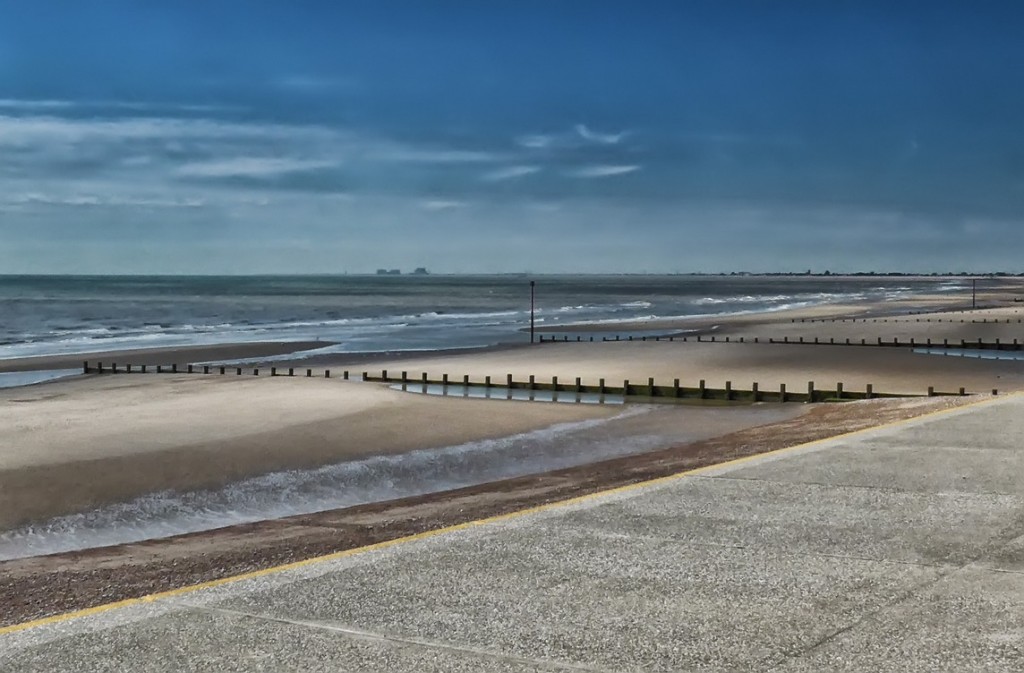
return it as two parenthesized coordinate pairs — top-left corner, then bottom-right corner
(0, 392), (1013, 637)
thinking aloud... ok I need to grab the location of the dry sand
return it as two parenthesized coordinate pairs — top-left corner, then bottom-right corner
(0, 374), (616, 529)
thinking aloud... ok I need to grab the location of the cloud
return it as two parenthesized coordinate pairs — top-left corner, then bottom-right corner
(481, 165), (541, 181)
(575, 124), (627, 144)
(420, 199), (468, 211)
(517, 125), (630, 150)
(371, 147), (502, 163)
(273, 75), (357, 92)
(516, 134), (553, 149)
(565, 164), (641, 178)
(7, 191), (205, 208)
(176, 158), (338, 178)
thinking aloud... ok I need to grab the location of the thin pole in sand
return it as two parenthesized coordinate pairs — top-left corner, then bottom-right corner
(530, 280), (536, 344)
(972, 278), (977, 309)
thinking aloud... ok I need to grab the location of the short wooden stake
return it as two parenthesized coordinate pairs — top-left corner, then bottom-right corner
(780, 383), (787, 402)
(866, 383), (873, 399)
(752, 382), (759, 402)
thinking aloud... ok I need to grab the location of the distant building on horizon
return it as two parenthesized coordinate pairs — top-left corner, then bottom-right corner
(375, 268), (402, 275)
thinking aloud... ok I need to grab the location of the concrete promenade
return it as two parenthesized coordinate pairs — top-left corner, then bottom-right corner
(3, 396), (1024, 671)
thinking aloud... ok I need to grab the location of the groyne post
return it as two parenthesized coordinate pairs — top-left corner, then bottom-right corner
(780, 383), (787, 402)
(807, 381), (814, 403)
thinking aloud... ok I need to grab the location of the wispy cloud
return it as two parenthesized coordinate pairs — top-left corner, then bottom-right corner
(575, 124), (627, 144)
(7, 191), (205, 208)
(481, 165), (541, 181)
(371, 147), (501, 163)
(565, 164), (641, 178)
(420, 199), (468, 211)
(515, 134), (553, 149)
(0, 99), (238, 113)
(273, 75), (357, 92)
(176, 157), (338, 178)
(517, 124), (631, 150)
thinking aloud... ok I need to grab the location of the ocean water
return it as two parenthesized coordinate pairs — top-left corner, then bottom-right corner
(0, 275), (968, 360)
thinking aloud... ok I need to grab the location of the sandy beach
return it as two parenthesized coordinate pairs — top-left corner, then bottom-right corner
(5, 291), (1024, 532)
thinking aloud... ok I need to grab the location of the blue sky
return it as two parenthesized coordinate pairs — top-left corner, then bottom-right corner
(1, 1), (1023, 273)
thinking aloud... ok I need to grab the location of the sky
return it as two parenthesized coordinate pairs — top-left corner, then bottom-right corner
(1, 1), (1024, 274)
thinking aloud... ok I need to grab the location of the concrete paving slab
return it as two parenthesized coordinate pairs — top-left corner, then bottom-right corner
(772, 567), (1024, 673)
(0, 607), (573, 673)
(545, 477), (1024, 566)
(726, 441), (1024, 496)
(203, 524), (943, 672)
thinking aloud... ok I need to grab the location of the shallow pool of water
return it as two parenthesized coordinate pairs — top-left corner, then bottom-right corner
(913, 348), (1024, 361)
(0, 368), (81, 389)
(390, 382), (625, 404)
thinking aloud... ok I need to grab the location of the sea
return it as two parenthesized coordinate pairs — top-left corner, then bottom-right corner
(0, 274), (970, 362)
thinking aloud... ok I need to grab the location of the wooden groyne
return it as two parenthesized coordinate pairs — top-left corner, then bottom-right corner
(82, 362), (983, 402)
(536, 333), (1024, 351)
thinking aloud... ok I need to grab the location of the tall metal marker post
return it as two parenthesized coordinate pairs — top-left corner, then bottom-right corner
(530, 280), (536, 344)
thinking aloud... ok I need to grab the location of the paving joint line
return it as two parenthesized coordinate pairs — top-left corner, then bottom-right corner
(188, 603), (616, 673)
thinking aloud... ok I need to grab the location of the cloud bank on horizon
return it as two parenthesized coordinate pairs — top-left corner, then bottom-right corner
(1, 1), (1023, 274)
